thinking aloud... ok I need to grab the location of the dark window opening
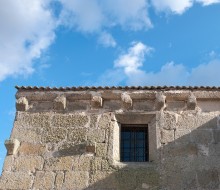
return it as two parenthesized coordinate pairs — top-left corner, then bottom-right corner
(120, 125), (149, 162)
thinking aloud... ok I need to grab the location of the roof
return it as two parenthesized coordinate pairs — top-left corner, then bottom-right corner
(15, 86), (220, 91)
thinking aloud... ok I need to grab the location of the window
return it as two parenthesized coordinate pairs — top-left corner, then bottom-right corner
(120, 124), (149, 162)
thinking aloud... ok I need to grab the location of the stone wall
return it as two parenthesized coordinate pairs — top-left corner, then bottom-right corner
(0, 87), (220, 189)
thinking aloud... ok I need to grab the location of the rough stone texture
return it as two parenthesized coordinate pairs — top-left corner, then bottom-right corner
(33, 171), (55, 189)
(0, 172), (33, 189)
(55, 172), (64, 189)
(155, 92), (166, 110)
(16, 97), (29, 111)
(91, 95), (103, 108)
(63, 171), (89, 189)
(4, 139), (20, 155)
(1, 88), (220, 190)
(18, 142), (45, 155)
(121, 93), (132, 109)
(14, 156), (44, 172)
(52, 113), (89, 128)
(54, 95), (66, 110)
(187, 92), (197, 110)
(44, 157), (73, 171)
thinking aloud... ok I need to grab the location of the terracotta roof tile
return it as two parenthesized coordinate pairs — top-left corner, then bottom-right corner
(15, 86), (220, 91)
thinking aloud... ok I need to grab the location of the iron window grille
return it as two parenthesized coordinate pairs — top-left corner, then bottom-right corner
(120, 124), (149, 162)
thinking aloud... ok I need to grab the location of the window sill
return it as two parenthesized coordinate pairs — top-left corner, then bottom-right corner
(111, 160), (156, 169)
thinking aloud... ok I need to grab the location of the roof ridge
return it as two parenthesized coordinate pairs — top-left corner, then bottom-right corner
(15, 85), (220, 91)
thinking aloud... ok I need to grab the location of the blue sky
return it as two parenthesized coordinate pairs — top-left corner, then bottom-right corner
(0, 0), (220, 172)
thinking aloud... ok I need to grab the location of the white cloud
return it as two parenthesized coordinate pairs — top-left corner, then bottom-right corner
(196, 0), (220, 6)
(99, 42), (220, 86)
(0, 0), (56, 81)
(114, 42), (153, 75)
(151, 0), (220, 14)
(59, 0), (152, 32)
(59, 0), (104, 32)
(151, 0), (193, 14)
(188, 60), (220, 85)
(98, 32), (117, 47)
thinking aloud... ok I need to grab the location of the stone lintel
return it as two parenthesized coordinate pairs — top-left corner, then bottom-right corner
(187, 93), (197, 110)
(91, 96), (103, 108)
(121, 93), (132, 109)
(54, 95), (66, 110)
(5, 139), (20, 155)
(16, 97), (29, 111)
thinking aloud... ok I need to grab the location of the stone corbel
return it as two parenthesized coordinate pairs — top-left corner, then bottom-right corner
(155, 92), (166, 110)
(91, 96), (103, 108)
(54, 95), (66, 110)
(16, 97), (29, 111)
(187, 92), (197, 110)
(5, 139), (20, 155)
(121, 93), (132, 109)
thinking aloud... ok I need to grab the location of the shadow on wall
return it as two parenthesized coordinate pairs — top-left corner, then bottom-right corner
(74, 115), (220, 190)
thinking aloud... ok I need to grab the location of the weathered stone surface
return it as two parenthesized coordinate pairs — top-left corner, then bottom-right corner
(18, 142), (45, 155)
(91, 96), (103, 108)
(4, 139), (20, 155)
(160, 129), (174, 144)
(133, 100), (154, 111)
(29, 101), (54, 112)
(96, 143), (107, 157)
(52, 113), (89, 128)
(191, 129), (213, 145)
(85, 141), (96, 153)
(166, 100), (185, 111)
(103, 100), (121, 110)
(155, 92), (166, 110)
(90, 114), (98, 128)
(187, 92), (197, 110)
(209, 143), (220, 156)
(98, 113), (113, 128)
(67, 128), (87, 143)
(87, 129), (105, 143)
(55, 172), (65, 189)
(44, 157), (73, 171)
(2, 155), (13, 172)
(121, 93), (132, 109)
(162, 143), (198, 157)
(90, 171), (118, 189)
(195, 113), (218, 129)
(42, 127), (67, 143)
(14, 156), (44, 172)
(213, 129), (220, 143)
(15, 112), (51, 128)
(162, 112), (177, 130)
(198, 100), (220, 112)
(11, 127), (42, 143)
(16, 97), (29, 111)
(197, 169), (219, 189)
(176, 112), (196, 130)
(54, 95), (66, 110)
(72, 156), (92, 171)
(33, 171), (55, 189)
(67, 101), (89, 111)
(175, 129), (191, 144)
(56, 142), (86, 156)
(63, 171), (89, 189)
(0, 172), (33, 189)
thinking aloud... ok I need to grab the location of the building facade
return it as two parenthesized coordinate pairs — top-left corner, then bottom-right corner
(0, 86), (220, 189)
